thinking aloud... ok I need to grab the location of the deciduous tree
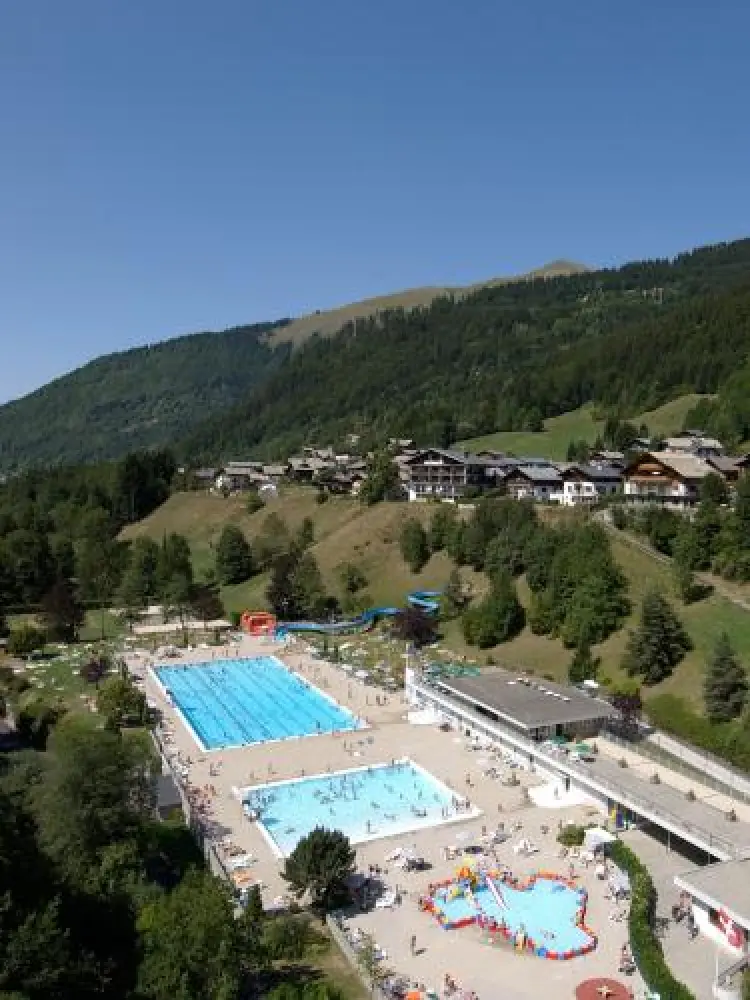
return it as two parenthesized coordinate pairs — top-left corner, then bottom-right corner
(282, 827), (355, 915)
(216, 525), (253, 585)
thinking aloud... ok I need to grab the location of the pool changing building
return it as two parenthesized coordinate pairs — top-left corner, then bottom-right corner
(413, 667), (618, 742)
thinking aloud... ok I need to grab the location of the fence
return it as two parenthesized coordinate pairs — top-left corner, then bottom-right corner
(602, 729), (750, 808)
(326, 914), (389, 1000)
(150, 725), (231, 881)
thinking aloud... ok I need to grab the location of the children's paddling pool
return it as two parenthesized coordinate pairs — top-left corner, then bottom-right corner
(423, 870), (597, 959)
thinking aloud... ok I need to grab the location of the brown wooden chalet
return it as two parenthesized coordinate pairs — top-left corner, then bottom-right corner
(623, 451), (719, 508)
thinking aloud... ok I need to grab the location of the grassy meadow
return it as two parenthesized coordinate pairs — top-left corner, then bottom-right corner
(119, 486), (750, 712)
(458, 395), (711, 460)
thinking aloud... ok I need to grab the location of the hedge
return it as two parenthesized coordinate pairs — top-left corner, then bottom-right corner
(609, 841), (695, 1000)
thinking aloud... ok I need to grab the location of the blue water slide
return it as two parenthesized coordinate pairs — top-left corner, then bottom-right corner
(276, 589), (441, 637)
(406, 590), (441, 613)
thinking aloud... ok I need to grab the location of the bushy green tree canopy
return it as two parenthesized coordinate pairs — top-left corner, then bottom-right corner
(623, 590), (691, 684)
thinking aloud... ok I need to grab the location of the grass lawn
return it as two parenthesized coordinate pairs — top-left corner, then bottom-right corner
(123, 490), (471, 617)
(457, 395), (710, 460)
(458, 404), (604, 459)
(635, 393), (712, 437)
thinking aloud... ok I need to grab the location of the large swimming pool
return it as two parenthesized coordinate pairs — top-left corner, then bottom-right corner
(243, 759), (480, 856)
(154, 656), (362, 750)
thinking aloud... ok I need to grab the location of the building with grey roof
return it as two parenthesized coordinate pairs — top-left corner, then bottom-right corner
(433, 667), (617, 741)
(504, 464), (563, 502)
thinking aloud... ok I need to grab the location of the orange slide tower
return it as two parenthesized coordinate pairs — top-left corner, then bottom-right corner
(240, 611), (277, 636)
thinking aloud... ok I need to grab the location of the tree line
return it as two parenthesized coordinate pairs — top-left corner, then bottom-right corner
(0, 714), (349, 1000)
(0, 451), (176, 637)
(0, 320), (292, 474)
(401, 496), (750, 732)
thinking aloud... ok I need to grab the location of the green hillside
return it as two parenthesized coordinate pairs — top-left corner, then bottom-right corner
(182, 238), (750, 462)
(124, 489), (750, 710)
(458, 395), (712, 460)
(0, 320), (290, 473)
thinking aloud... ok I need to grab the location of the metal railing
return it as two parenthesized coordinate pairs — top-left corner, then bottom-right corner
(601, 730), (750, 808)
(326, 914), (390, 1000)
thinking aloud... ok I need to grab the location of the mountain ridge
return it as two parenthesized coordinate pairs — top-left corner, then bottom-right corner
(267, 259), (588, 348)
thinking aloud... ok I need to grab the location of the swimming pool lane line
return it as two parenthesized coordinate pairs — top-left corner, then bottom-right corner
(219, 658), (358, 741)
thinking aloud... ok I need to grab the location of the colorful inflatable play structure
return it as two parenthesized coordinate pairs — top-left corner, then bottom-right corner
(241, 590), (441, 638)
(240, 611), (277, 635)
(418, 867), (597, 960)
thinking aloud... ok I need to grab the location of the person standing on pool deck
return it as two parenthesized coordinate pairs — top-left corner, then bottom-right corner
(409, 934), (417, 955)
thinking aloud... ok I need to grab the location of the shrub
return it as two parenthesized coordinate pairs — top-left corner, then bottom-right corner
(556, 824), (586, 847)
(609, 841), (695, 1000)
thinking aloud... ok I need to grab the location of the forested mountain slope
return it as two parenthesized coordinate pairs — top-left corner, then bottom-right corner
(267, 258), (587, 348)
(0, 320), (290, 473)
(182, 239), (750, 461)
(0, 260), (582, 473)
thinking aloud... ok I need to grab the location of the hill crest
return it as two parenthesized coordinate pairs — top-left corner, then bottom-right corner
(267, 259), (588, 348)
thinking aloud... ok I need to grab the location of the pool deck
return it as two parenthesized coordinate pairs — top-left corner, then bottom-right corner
(133, 635), (643, 1000)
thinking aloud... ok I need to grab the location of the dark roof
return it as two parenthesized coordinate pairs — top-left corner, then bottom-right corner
(565, 464), (623, 482)
(403, 448), (491, 467)
(436, 668), (617, 731)
(155, 774), (182, 811)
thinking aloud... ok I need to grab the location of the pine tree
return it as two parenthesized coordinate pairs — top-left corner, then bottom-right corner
(568, 638), (600, 684)
(215, 525), (253, 585)
(704, 632), (749, 723)
(399, 518), (429, 573)
(462, 572), (524, 648)
(622, 590), (692, 684)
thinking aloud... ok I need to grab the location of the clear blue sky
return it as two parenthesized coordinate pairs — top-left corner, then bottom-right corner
(2, 1), (749, 403)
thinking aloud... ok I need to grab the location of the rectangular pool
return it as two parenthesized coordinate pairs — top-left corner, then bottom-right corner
(242, 759), (481, 856)
(154, 656), (362, 750)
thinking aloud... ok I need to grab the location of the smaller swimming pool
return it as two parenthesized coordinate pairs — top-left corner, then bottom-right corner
(424, 870), (596, 958)
(243, 759), (480, 856)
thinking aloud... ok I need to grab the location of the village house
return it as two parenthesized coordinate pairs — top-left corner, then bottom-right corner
(261, 464), (289, 482)
(550, 463), (623, 506)
(623, 451), (721, 509)
(663, 431), (724, 458)
(215, 461), (266, 492)
(503, 464), (563, 502)
(401, 448), (491, 502)
(190, 467), (219, 489)
(588, 449), (626, 469)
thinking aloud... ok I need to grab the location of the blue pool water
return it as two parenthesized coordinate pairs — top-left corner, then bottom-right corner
(436, 877), (591, 953)
(155, 656), (362, 750)
(244, 760), (473, 855)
